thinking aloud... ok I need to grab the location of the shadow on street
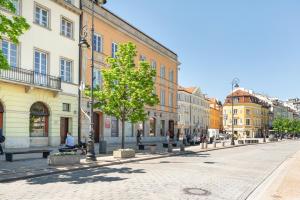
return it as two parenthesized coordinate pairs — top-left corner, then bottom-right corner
(25, 166), (146, 185)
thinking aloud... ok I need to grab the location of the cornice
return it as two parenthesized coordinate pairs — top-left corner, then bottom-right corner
(51, 0), (81, 15)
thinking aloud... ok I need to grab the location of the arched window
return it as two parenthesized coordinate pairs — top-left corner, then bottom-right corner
(30, 102), (49, 137)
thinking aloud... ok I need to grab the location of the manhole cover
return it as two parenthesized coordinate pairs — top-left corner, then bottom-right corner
(183, 187), (211, 196)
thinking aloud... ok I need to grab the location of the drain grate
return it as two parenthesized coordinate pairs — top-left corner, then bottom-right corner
(183, 187), (211, 196)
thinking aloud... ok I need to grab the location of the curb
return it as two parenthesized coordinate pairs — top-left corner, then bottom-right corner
(0, 140), (284, 183)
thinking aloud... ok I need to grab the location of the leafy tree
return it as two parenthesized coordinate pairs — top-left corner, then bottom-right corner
(87, 42), (159, 149)
(0, 0), (30, 69)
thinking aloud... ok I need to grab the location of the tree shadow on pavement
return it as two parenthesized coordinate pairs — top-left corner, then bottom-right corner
(25, 166), (145, 185)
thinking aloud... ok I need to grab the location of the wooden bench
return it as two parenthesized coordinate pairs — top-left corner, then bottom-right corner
(5, 149), (52, 162)
(138, 144), (157, 150)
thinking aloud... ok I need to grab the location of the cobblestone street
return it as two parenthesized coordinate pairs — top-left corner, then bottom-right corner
(0, 141), (299, 200)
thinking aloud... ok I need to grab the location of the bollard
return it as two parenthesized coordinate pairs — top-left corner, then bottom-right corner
(168, 143), (173, 153)
(222, 141), (225, 147)
(204, 142), (208, 149)
(180, 143), (185, 152)
(213, 142), (216, 148)
(201, 142), (204, 149)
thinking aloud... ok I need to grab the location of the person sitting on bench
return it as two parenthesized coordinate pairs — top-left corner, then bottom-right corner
(65, 132), (75, 149)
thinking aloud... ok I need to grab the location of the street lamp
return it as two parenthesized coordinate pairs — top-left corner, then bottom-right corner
(79, 0), (107, 162)
(231, 78), (240, 145)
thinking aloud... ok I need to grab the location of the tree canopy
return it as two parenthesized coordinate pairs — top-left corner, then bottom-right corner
(86, 42), (159, 148)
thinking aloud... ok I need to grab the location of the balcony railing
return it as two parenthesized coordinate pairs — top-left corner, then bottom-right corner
(0, 67), (61, 90)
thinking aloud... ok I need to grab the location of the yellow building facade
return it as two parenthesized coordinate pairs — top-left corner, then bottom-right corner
(80, 0), (179, 145)
(208, 98), (223, 131)
(223, 89), (269, 138)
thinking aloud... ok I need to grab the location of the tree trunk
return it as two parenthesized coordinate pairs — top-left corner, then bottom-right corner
(121, 119), (125, 149)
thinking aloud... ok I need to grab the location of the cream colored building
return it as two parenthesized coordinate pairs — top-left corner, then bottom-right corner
(0, 0), (81, 148)
(177, 86), (209, 137)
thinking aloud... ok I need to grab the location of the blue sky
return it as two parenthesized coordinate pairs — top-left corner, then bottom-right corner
(105, 0), (300, 101)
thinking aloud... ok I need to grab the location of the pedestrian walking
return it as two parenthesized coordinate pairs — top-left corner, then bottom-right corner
(136, 129), (142, 145)
(0, 128), (5, 155)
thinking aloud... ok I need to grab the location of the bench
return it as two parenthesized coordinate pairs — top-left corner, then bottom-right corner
(5, 149), (52, 162)
(162, 142), (177, 148)
(138, 144), (157, 150)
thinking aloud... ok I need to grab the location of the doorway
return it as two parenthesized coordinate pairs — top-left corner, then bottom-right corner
(93, 112), (100, 143)
(60, 117), (69, 144)
(169, 120), (175, 139)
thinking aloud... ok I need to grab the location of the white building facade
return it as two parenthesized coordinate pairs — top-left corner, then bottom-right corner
(0, 0), (81, 148)
(177, 87), (209, 137)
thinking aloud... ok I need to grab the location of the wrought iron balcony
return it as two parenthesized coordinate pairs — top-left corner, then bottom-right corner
(0, 67), (61, 90)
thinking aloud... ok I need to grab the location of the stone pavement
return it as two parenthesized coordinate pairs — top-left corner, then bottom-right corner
(0, 140), (298, 200)
(0, 139), (268, 182)
(248, 142), (300, 200)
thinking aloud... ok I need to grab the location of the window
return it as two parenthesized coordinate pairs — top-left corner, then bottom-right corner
(246, 109), (251, 115)
(93, 34), (103, 53)
(30, 102), (49, 137)
(1, 40), (17, 68)
(233, 119), (238, 125)
(233, 109), (238, 114)
(125, 122), (133, 137)
(139, 55), (146, 61)
(62, 103), (70, 112)
(169, 70), (174, 82)
(160, 65), (165, 78)
(169, 92), (173, 108)
(151, 60), (156, 70)
(246, 119), (251, 126)
(233, 97), (239, 103)
(239, 119), (243, 125)
(112, 42), (118, 58)
(34, 50), (48, 85)
(64, 0), (74, 4)
(35, 4), (49, 28)
(12, 0), (20, 15)
(93, 69), (102, 88)
(60, 58), (72, 83)
(111, 117), (119, 137)
(61, 17), (73, 38)
(160, 90), (165, 106)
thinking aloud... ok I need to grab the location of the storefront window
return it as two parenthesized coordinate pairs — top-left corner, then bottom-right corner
(149, 117), (156, 136)
(111, 116), (119, 137)
(30, 102), (49, 137)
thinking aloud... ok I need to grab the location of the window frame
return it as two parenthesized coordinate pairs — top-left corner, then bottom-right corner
(1, 39), (19, 68)
(60, 57), (73, 83)
(93, 33), (103, 53)
(60, 16), (74, 39)
(34, 2), (50, 29)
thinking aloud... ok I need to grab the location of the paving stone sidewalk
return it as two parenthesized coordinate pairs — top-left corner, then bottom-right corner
(0, 139), (271, 183)
(248, 143), (300, 200)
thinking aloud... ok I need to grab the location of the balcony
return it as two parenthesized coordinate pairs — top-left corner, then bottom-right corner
(0, 67), (61, 91)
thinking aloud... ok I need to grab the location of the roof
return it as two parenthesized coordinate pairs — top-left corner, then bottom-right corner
(227, 89), (253, 98)
(178, 86), (197, 94)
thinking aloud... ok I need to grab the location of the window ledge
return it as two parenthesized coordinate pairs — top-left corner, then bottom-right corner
(33, 22), (52, 31)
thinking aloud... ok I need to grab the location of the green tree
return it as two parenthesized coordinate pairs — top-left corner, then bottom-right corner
(0, 0), (30, 69)
(87, 42), (159, 149)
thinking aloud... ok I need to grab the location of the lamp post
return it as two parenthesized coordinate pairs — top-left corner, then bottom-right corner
(231, 78), (240, 145)
(79, 0), (107, 162)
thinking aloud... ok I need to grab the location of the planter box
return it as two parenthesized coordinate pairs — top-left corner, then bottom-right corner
(150, 145), (156, 154)
(113, 149), (135, 158)
(48, 154), (81, 166)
